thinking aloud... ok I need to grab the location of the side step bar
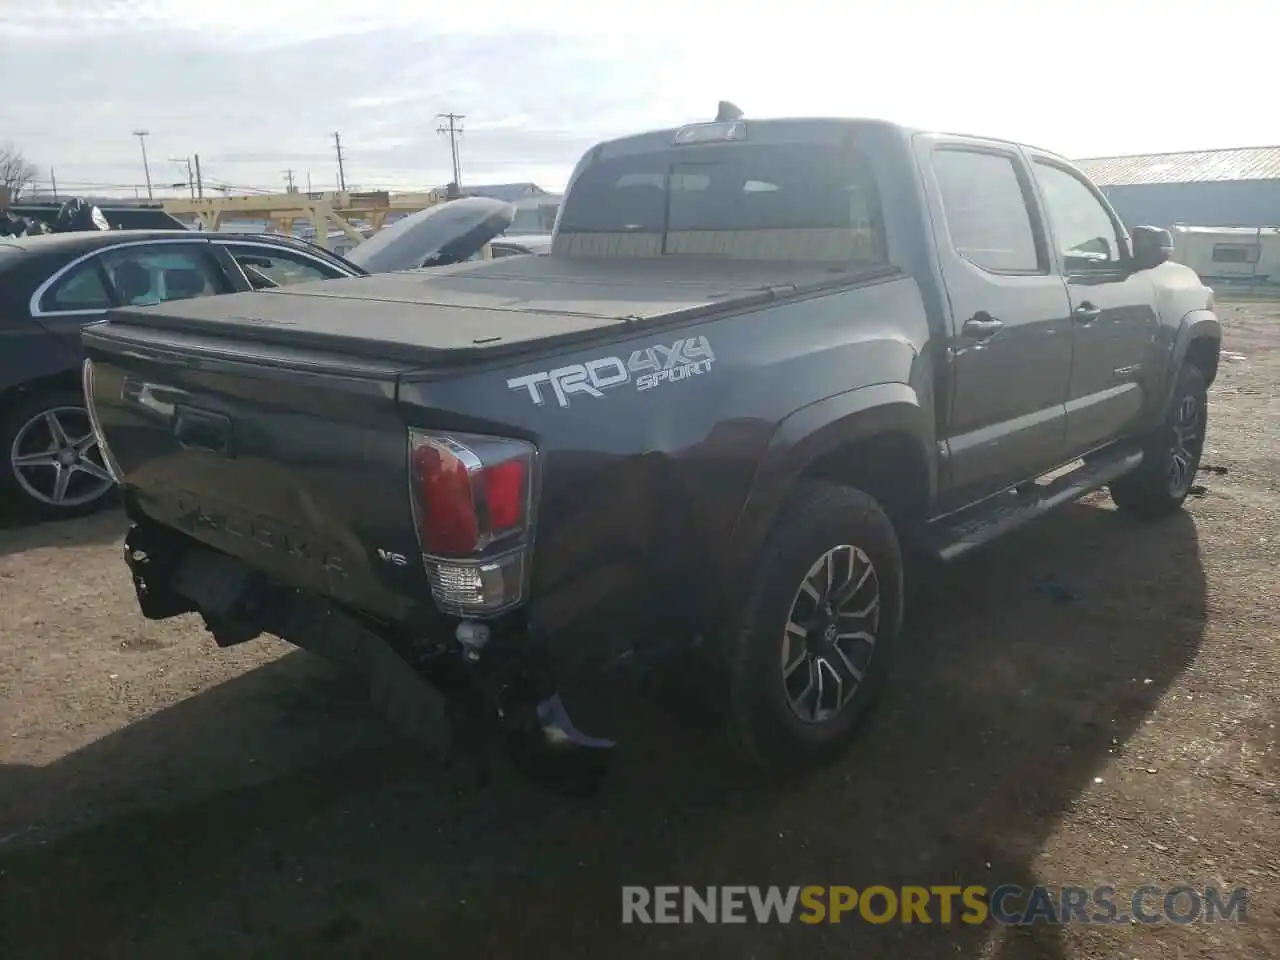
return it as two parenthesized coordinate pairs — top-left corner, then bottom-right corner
(921, 446), (1144, 562)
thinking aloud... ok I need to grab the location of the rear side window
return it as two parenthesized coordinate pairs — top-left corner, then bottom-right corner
(41, 260), (114, 312)
(98, 244), (228, 306)
(555, 142), (886, 264)
(932, 149), (1041, 273)
(224, 245), (346, 289)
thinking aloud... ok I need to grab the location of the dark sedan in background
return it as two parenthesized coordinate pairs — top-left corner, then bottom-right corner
(0, 230), (364, 519)
(0, 195), (532, 519)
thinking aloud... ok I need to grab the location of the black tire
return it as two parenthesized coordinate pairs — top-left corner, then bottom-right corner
(0, 389), (117, 521)
(1109, 364), (1208, 520)
(723, 481), (903, 775)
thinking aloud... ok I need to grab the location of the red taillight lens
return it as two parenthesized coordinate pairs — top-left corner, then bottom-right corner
(408, 430), (535, 559)
(483, 459), (526, 532)
(412, 441), (480, 556)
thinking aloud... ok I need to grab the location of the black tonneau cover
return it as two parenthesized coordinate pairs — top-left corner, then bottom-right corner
(101, 255), (873, 365)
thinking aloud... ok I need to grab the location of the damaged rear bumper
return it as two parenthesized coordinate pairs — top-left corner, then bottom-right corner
(122, 519), (615, 795)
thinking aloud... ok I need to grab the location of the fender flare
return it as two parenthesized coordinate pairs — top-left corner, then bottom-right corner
(714, 382), (936, 609)
(1162, 308), (1222, 410)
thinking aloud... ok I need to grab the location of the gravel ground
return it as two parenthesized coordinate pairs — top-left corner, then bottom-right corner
(0, 303), (1277, 959)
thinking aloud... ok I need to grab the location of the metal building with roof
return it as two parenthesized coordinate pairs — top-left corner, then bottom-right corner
(1075, 146), (1280, 230)
(458, 182), (554, 203)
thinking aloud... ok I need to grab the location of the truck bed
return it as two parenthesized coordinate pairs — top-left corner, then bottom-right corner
(102, 255), (866, 365)
(83, 254), (877, 626)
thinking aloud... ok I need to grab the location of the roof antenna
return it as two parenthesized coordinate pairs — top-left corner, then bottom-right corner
(716, 100), (744, 122)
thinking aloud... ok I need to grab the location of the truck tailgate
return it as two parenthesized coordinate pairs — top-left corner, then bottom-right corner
(82, 320), (434, 623)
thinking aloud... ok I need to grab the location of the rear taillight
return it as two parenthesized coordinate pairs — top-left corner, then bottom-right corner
(407, 429), (538, 616)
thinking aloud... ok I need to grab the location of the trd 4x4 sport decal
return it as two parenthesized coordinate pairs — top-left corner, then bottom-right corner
(506, 336), (715, 408)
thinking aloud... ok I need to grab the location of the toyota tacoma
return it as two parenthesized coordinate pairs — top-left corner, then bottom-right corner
(81, 104), (1221, 791)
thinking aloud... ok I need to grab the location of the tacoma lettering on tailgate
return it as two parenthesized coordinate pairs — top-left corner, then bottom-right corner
(168, 489), (348, 579)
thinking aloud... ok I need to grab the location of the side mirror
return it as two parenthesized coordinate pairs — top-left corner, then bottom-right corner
(1131, 225), (1174, 270)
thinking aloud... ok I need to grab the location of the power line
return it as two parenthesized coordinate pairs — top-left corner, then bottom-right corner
(203, 180), (277, 196)
(436, 112), (465, 190)
(169, 156), (195, 199)
(29, 178), (154, 190)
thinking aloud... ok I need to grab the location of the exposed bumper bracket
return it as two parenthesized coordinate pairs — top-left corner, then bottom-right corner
(123, 519), (615, 796)
(508, 692), (615, 797)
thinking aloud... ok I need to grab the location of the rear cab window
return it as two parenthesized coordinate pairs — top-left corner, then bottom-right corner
(554, 124), (888, 266)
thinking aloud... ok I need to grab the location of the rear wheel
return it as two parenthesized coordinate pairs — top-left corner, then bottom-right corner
(1, 390), (116, 520)
(723, 482), (903, 775)
(1109, 364), (1208, 519)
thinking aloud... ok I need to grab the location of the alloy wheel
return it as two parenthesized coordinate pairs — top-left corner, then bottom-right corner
(781, 544), (881, 724)
(1168, 393), (1203, 498)
(10, 406), (114, 509)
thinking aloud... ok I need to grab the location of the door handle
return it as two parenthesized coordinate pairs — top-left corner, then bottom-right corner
(1073, 303), (1102, 325)
(962, 313), (1004, 340)
(172, 405), (234, 458)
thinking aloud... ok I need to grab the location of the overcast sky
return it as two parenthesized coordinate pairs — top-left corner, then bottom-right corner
(3, 0), (1277, 198)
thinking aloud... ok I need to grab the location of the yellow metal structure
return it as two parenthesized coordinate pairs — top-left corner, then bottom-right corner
(161, 189), (448, 250)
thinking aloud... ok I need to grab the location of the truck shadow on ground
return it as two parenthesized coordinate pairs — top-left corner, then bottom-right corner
(0, 500), (1207, 960)
(0, 505), (126, 558)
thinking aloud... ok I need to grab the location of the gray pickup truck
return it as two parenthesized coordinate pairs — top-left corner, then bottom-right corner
(82, 103), (1220, 791)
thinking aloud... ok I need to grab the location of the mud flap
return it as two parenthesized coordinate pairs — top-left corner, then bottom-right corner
(502, 692), (615, 798)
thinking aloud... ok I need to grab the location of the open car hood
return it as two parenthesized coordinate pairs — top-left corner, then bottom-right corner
(346, 196), (515, 274)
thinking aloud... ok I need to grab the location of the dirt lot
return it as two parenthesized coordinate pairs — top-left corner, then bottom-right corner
(1, 304), (1277, 960)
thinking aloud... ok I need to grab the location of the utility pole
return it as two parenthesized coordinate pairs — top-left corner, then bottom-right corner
(170, 157), (195, 199)
(436, 112), (465, 191)
(306, 170), (313, 193)
(283, 168), (296, 193)
(133, 129), (153, 200)
(333, 131), (347, 192)
(194, 153), (204, 198)
(50, 168), (58, 201)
